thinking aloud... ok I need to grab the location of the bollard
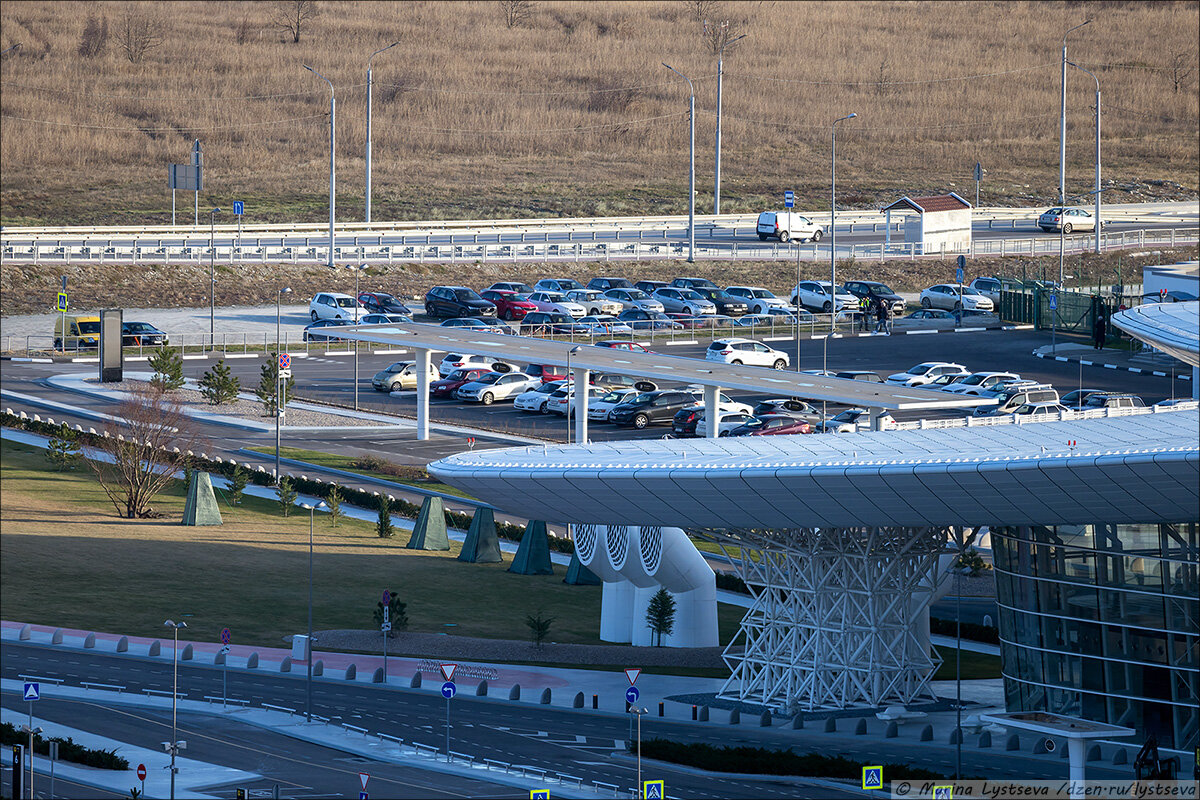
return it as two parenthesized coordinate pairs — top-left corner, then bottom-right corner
(19, 624), (31, 641)
(573, 692), (584, 709)
(691, 705), (697, 721)
(182, 644), (194, 661)
(983, 614), (994, 627)
(885, 721), (898, 738)
(148, 640), (161, 657)
(1006, 733), (1020, 751)
(792, 715), (804, 730)
(51, 629), (63, 644)
(728, 708), (740, 725)
(824, 717), (837, 733)
(247, 652), (259, 669)
(919, 724), (934, 742)
(760, 711), (772, 728)
(476, 680), (488, 697)
(949, 727), (963, 745)
(594, 695), (599, 710)
(658, 702), (664, 717)
(978, 731), (992, 748)
(410, 671), (422, 689)
(313, 660), (323, 677)
(509, 684), (520, 701)
(116, 636), (128, 653)
(372, 667), (385, 683)
(344, 663), (356, 680)
(699, 705), (709, 722)
(855, 718), (867, 735)
(84, 633), (96, 648)
(539, 688), (551, 705)
(280, 657), (292, 673)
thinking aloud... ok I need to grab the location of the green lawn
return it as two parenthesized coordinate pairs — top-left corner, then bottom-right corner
(933, 645), (1002, 681)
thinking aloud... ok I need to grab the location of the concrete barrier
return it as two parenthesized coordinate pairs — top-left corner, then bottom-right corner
(51, 629), (63, 644)
(978, 731), (992, 748)
(313, 660), (323, 677)
(824, 717), (837, 733)
(280, 657), (292, 673)
(215, 651), (225, 665)
(148, 640), (161, 657)
(855, 718), (867, 735)
(1006, 734), (1020, 751)
(476, 680), (488, 697)
(760, 711), (772, 728)
(372, 668), (385, 683)
(84, 633), (96, 648)
(699, 705), (709, 722)
(885, 721), (898, 738)
(344, 663), (356, 680)
(246, 652), (259, 669)
(509, 684), (520, 701)
(1112, 750), (1127, 765)
(919, 724), (933, 742)
(19, 625), (31, 640)
(116, 636), (128, 653)
(950, 727), (963, 744)
(791, 715), (804, 730)
(574, 692), (585, 709)
(182, 644), (194, 661)
(410, 671), (421, 688)
(1032, 736), (1052, 754)
(728, 708), (740, 725)
(539, 688), (551, 705)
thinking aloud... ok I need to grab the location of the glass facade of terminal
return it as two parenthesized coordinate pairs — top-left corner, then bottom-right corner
(992, 522), (1198, 751)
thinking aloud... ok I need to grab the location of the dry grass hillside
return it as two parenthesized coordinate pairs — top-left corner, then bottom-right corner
(0, 0), (1197, 226)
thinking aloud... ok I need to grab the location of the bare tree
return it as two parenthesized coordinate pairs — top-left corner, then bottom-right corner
(274, 0), (319, 44)
(499, 0), (534, 29)
(1167, 51), (1195, 94)
(78, 13), (109, 59)
(702, 17), (741, 56)
(86, 384), (205, 518)
(234, 15), (254, 45)
(114, 5), (163, 63)
(685, 0), (719, 24)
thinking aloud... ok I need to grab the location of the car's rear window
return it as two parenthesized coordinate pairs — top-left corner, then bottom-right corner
(453, 289), (481, 301)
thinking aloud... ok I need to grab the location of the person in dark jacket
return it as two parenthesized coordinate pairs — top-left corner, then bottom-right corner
(1093, 309), (1107, 349)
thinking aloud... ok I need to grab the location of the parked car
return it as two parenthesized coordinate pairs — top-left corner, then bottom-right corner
(752, 398), (823, 420)
(524, 364), (567, 383)
(602, 288), (664, 313)
(455, 371), (541, 404)
(726, 286), (795, 315)
(358, 292), (412, 315)
(728, 414), (813, 436)
(690, 287), (750, 316)
(429, 367), (490, 398)
(438, 353), (518, 377)
(440, 317), (497, 332)
(1060, 388), (1111, 410)
(564, 289), (623, 317)
(938, 371), (1021, 396)
(533, 278), (584, 293)
(486, 281), (535, 295)
(361, 313), (412, 325)
(673, 409), (755, 438)
(121, 321), (169, 347)
(576, 315), (633, 335)
(904, 308), (956, 320)
(1012, 401), (1073, 420)
(842, 281), (906, 316)
(968, 276), (1015, 304)
(587, 277), (634, 292)
(1080, 393), (1145, 411)
(1038, 206), (1100, 234)
(756, 211), (824, 243)
(609, 389), (699, 429)
(514, 380), (568, 413)
(634, 280), (670, 296)
(732, 313), (782, 328)
(790, 281), (859, 313)
(920, 284), (994, 312)
(886, 361), (970, 386)
(520, 311), (589, 335)
(974, 384), (1060, 416)
(835, 370), (883, 383)
(653, 287), (718, 316)
(669, 277), (719, 291)
(588, 387), (641, 421)
(817, 407), (898, 433)
(705, 338), (789, 369)
(523, 291), (585, 319)
(546, 384), (608, 416)
(616, 309), (684, 330)
(480, 289), (538, 320)
(424, 286), (497, 318)
(593, 340), (653, 353)
(309, 292), (364, 322)
(302, 318), (352, 341)
(372, 361), (420, 392)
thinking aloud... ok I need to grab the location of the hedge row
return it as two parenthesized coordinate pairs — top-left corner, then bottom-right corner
(1, 721), (129, 770)
(1, 412), (575, 553)
(634, 737), (946, 780)
(930, 616), (1000, 644)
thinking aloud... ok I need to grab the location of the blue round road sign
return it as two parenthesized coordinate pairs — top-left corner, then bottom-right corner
(441, 681), (457, 699)
(625, 686), (640, 703)
(220, 628), (231, 645)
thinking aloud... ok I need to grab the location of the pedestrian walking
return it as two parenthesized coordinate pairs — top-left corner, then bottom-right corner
(860, 292), (873, 331)
(880, 298), (893, 334)
(875, 298), (887, 333)
(1093, 309), (1107, 350)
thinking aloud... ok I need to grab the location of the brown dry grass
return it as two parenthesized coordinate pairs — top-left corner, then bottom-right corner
(1, 1), (1197, 226)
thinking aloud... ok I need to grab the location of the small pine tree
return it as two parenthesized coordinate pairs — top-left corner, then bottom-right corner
(182, 456), (195, 489)
(276, 477), (296, 517)
(255, 352), (296, 416)
(199, 360), (240, 405)
(326, 484), (343, 527)
(376, 494), (394, 538)
(372, 591), (409, 639)
(148, 346), (185, 391)
(45, 423), (82, 471)
(646, 588), (677, 647)
(228, 464), (248, 505)
(525, 609), (555, 649)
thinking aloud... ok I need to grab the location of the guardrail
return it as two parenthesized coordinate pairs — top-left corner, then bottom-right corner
(891, 399), (1199, 431)
(80, 681), (126, 692)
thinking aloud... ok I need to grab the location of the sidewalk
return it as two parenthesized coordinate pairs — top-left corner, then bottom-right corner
(1033, 342), (1196, 383)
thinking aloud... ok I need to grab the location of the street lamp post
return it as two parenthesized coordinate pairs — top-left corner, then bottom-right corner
(1067, 59), (1102, 254)
(566, 345), (581, 443)
(366, 42), (400, 224)
(349, 264), (367, 410)
(20, 724), (41, 800)
(662, 63), (695, 263)
(304, 65), (336, 267)
(209, 208), (221, 348)
(1059, 20), (1091, 206)
(713, 32), (746, 216)
(276, 287), (293, 485)
(830, 113), (857, 336)
(629, 706), (648, 797)
(163, 620), (188, 800)
(300, 501), (327, 722)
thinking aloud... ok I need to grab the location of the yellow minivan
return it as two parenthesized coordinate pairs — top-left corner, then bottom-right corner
(53, 315), (101, 349)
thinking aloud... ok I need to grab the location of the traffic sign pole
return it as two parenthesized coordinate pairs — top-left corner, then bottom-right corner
(441, 681), (457, 760)
(138, 763), (147, 798)
(381, 591), (390, 685)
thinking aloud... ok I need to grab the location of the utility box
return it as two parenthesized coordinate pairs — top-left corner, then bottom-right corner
(99, 309), (123, 383)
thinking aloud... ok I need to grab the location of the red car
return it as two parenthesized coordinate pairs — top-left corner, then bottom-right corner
(526, 364), (567, 383)
(430, 367), (489, 398)
(594, 340), (654, 353)
(728, 414), (813, 436)
(480, 290), (538, 321)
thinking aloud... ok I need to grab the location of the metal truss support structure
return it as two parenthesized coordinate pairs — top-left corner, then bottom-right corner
(700, 525), (962, 712)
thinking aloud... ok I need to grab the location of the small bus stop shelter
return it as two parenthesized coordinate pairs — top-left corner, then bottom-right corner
(881, 192), (973, 255)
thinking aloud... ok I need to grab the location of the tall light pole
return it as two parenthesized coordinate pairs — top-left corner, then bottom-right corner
(349, 264), (367, 410)
(163, 619), (188, 800)
(713, 32), (746, 216)
(663, 63), (695, 263)
(300, 501), (327, 722)
(830, 113), (857, 336)
(275, 287), (292, 485)
(366, 41), (399, 224)
(566, 345), (581, 443)
(1067, 59), (1102, 254)
(209, 208), (221, 349)
(1059, 20), (1090, 206)
(304, 65), (336, 267)
(629, 706), (648, 797)
(20, 724), (41, 800)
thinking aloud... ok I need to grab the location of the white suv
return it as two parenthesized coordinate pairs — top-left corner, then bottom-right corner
(309, 292), (364, 322)
(725, 286), (794, 315)
(705, 338), (790, 370)
(756, 211), (824, 243)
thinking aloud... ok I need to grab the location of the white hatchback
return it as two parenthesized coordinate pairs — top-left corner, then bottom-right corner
(454, 371), (540, 404)
(588, 387), (640, 422)
(309, 292), (364, 322)
(705, 338), (790, 370)
(514, 380), (568, 413)
(885, 361), (970, 386)
(546, 384), (608, 417)
(725, 286), (795, 315)
(919, 284), (994, 312)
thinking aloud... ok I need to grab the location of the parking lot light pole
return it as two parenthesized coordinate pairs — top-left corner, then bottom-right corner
(349, 264), (367, 410)
(209, 208), (221, 348)
(1060, 20), (1090, 206)
(629, 706), (648, 797)
(304, 65), (336, 267)
(276, 287), (293, 485)
(713, 32), (746, 216)
(300, 501), (327, 722)
(662, 63), (695, 263)
(20, 724), (41, 800)
(1067, 59), (1102, 254)
(163, 620), (187, 800)
(566, 345), (581, 443)
(831, 113), (857, 336)
(365, 42), (399, 225)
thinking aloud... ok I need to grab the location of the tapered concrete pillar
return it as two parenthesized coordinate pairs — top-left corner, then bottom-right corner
(415, 347), (431, 440)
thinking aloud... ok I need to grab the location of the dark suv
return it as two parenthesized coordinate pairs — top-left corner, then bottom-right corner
(424, 286), (497, 318)
(843, 280), (906, 316)
(690, 287), (749, 316)
(586, 277), (634, 292)
(609, 389), (697, 429)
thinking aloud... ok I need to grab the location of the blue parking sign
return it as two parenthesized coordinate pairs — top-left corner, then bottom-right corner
(784, 190), (795, 209)
(233, 200), (244, 216)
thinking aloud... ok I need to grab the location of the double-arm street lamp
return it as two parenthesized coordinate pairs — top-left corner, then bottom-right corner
(1059, 20), (1091, 206)
(300, 500), (328, 722)
(366, 42), (400, 224)
(830, 113), (857, 335)
(1066, 59), (1102, 254)
(304, 65), (336, 267)
(713, 32), (747, 215)
(662, 63), (696, 263)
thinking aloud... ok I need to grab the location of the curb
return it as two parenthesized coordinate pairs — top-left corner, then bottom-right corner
(1033, 350), (1193, 380)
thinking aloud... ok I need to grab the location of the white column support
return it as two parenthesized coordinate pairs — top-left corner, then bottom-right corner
(415, 347), (431, 441)
(703, 384), (719, 439)
(868, 407), (888, 431)
(572, 368), (590, 444)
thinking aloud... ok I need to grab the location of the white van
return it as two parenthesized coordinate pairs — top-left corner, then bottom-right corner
(756, 212), (824, 243)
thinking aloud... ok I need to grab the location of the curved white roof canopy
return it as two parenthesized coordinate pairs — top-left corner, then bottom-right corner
(429, 412), (1199, 529)
(1111, 300), (1199, 367)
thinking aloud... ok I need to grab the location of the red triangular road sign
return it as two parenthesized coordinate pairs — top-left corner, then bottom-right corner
(625, 668), (641, 685)
(359, 772), (369, 791)
(440, 663), (457, 682)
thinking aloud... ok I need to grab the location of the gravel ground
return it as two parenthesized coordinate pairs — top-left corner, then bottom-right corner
(313, 629), (727, 668)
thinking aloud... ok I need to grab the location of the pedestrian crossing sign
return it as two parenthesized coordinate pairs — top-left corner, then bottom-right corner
(643, 779), (664, 799)
(862, 765), (884, 790)
(529, 791), (550, 800)
(933, 786), (954, 799)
